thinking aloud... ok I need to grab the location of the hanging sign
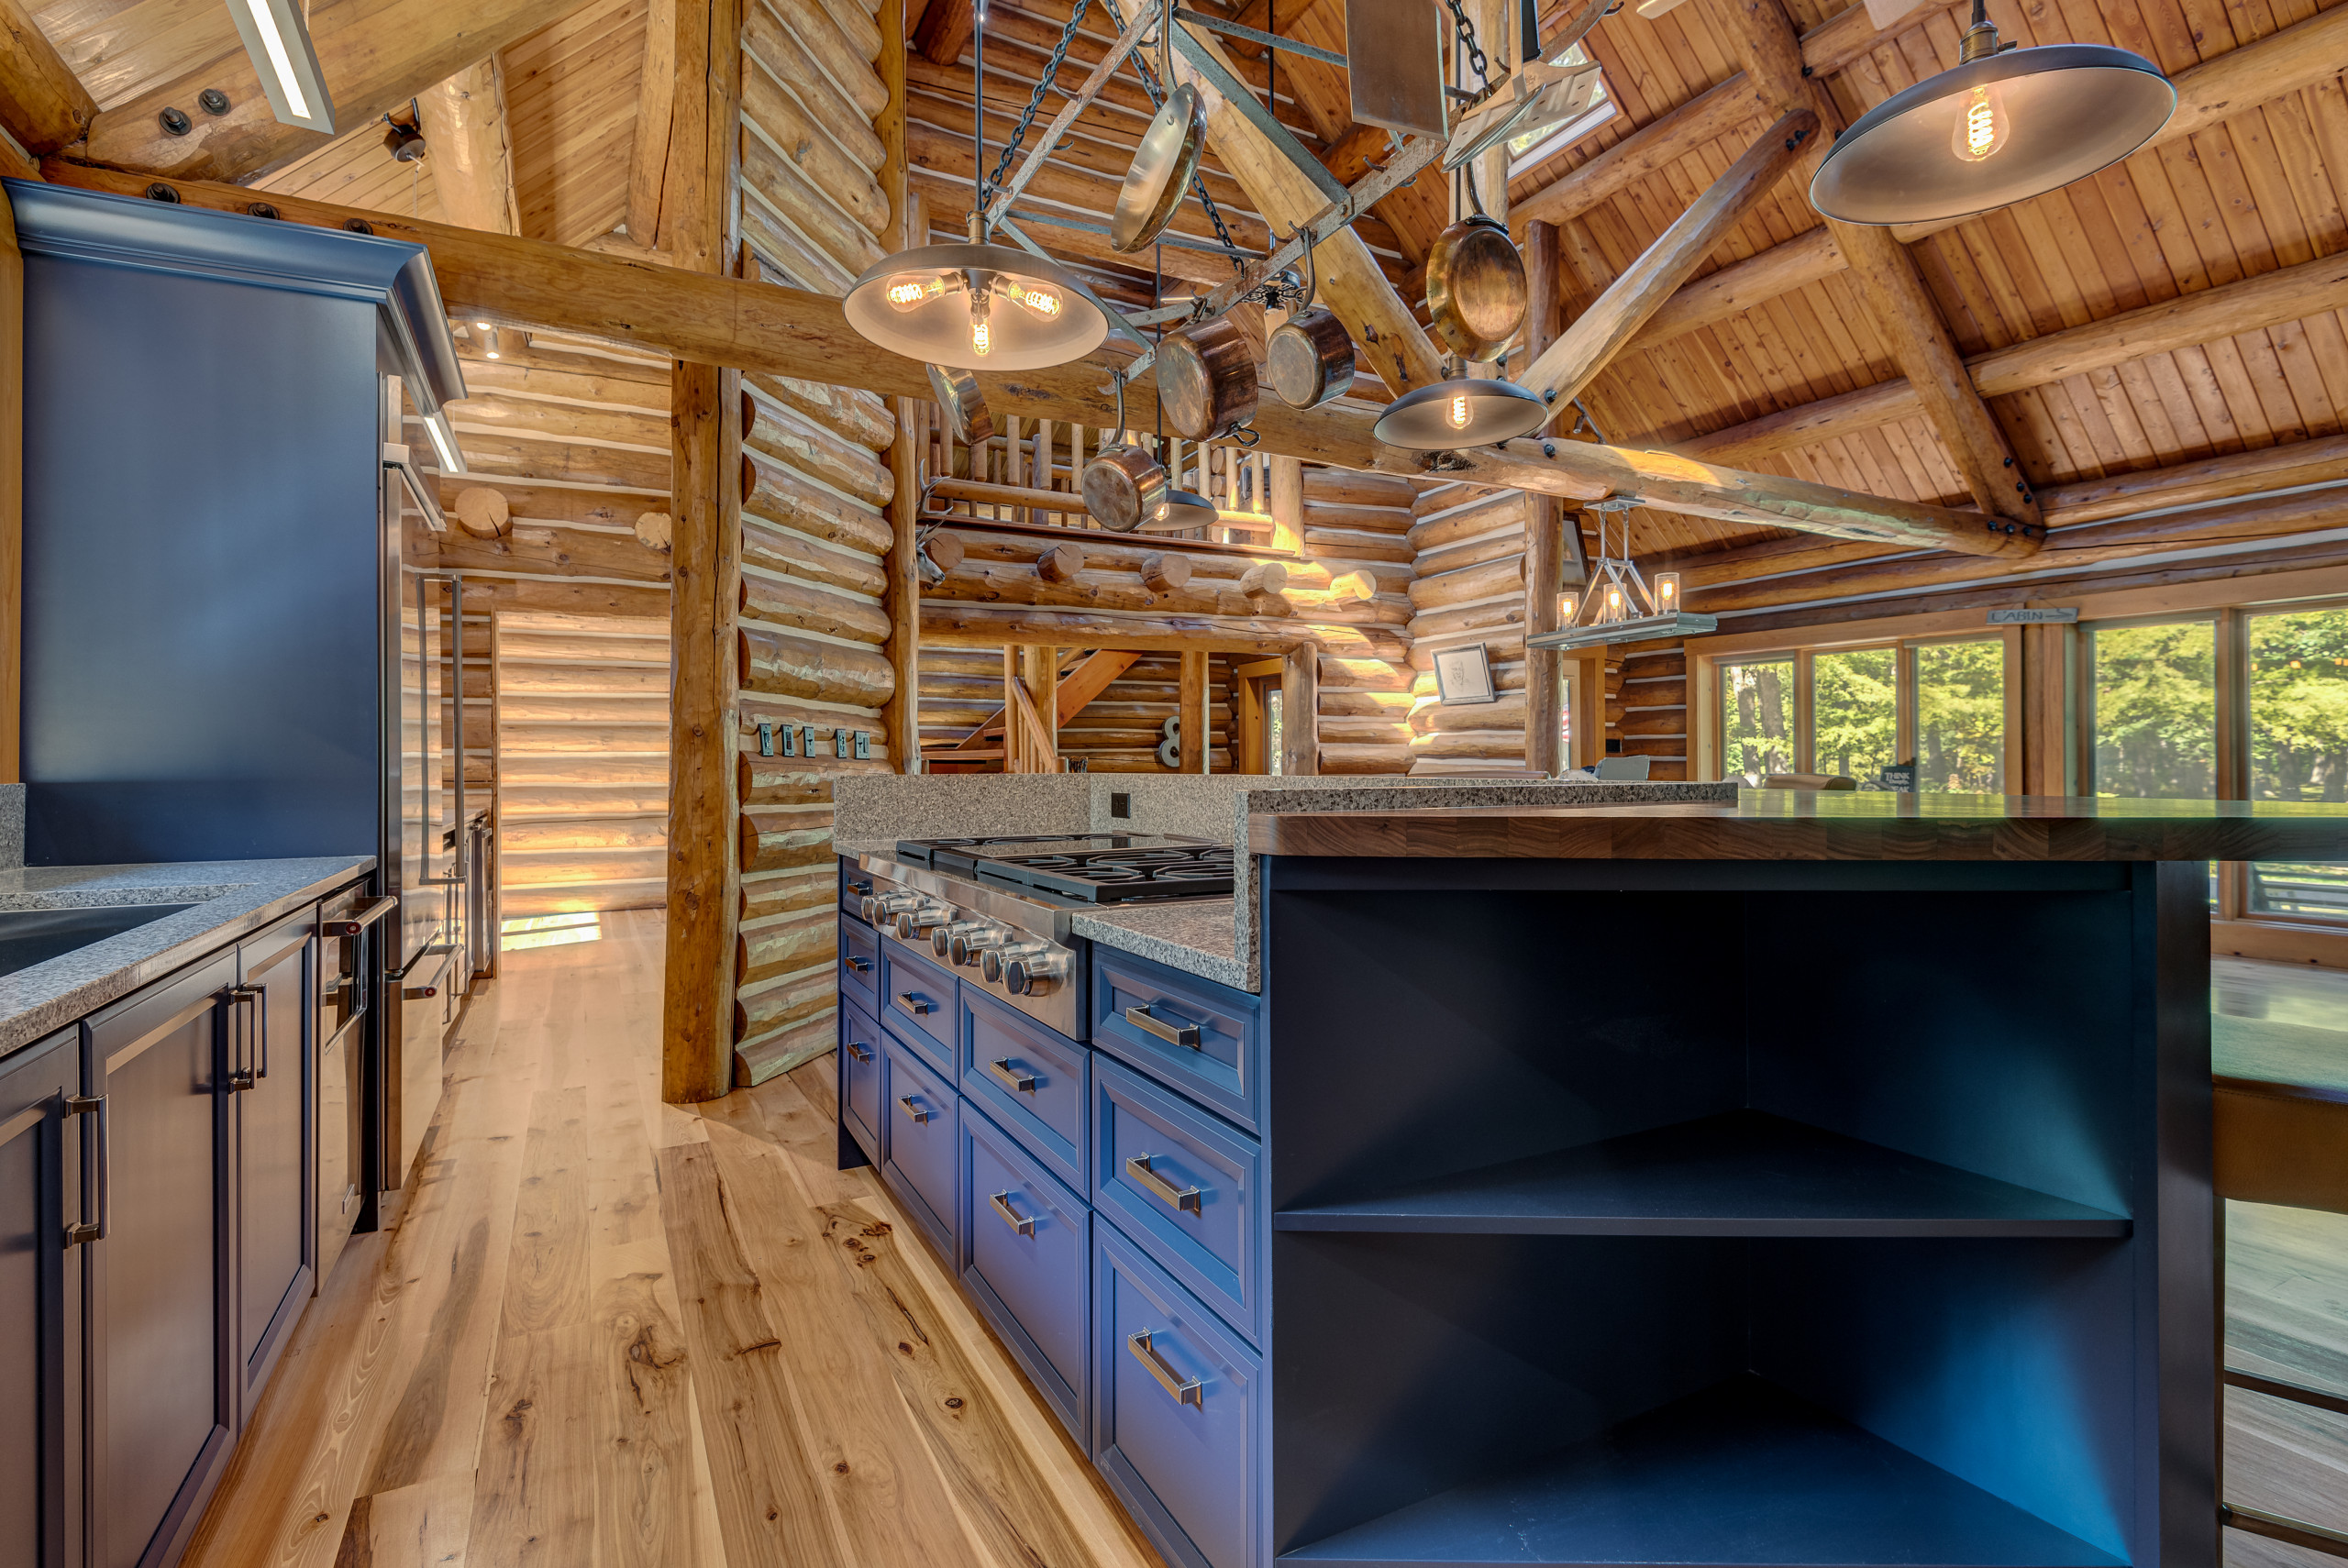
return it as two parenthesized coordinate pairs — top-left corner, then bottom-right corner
(1987, 607), (2079, 624)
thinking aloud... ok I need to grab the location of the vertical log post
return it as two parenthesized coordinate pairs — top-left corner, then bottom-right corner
(1523, 218), (1565, 776)
(1269, 456), (1303, 555)
(1022, 644), (1058, 768)
(1281, 642), (1320, 776)
(1179, 651), (1209, 772)
(661, 0), (744, 1104)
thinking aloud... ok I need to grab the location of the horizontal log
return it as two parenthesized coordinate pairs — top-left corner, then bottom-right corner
(739, 625), (898, 706)
(434, 473), (670, 528)
(1623, 650), (1689, 677)
(742, 66), (892, 237)
(1320, 657), (1415, 690)
(740, 190), (858, 294)
(766, 0), (889, 116)
(737, 697), (893, 756)
(1302, 469), (1417, 508)
(735, 959), (836, 1032)
(1318, 716), (1414, 745)
(739, 810), (836, 874)
(742, 514), (891, 596)
(743, 389), (894, 505)
(1319, 743), (1414, 774)
(741, 571), (892, 642)
(499, 632), (671, 665)
(737, 755), (888, 805)
(1408, 555), (1523, 612)
(407, 519), (671, 584)
(500, 755), (670, 785)
(740, 867), (838, 922)
(941, 524), (1295, 575)
(928, 562), (1285, 617)
(921, 602), (1322, 655)
(742, 450), (894, 556)
(1409, 600), (1527, 642)
(500, 845), (669, 884)
(1304, 531), (1414, 563)
(745, 370), (895, 450)
(445, 392), (665, 447)
(1415, 525), (1526, 581)
(2041, 433), (2348, 528)
(431, 425), (671, 492)
(744, 0), (888, 167)
(1414, 694), (1527, 735)
(441, 577), (672, 619)
(1301, 502), (1415, 535)
(502, 814), (669, 852)
(1409, 491), (1525, 553)
(497, 693), (670, 723)
(500, 784), (671, 817)
(739, 124), (886, 276)
(1412, 732), (1530, 759)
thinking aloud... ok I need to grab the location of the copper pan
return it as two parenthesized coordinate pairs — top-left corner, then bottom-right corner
(1080, 371), (1169, 532)
(1266, 234), (1357, 409)
(1157, 315), (1259, 440)
(926, 361), (996, 445)
(1424, 175), (1527, 362)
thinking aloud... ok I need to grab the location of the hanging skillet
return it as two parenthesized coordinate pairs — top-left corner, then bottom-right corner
(1112, 0), (1208, 252)
(1425, 166), (1528, 363)
(1266, 229), (1357, 410)
(1157, 313), (1258, 440)
(1081, 370), (1170, 532)
(926, 361), (997, 445)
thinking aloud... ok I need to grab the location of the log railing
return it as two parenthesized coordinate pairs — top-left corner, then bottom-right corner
(1001, 649), (1059, 773)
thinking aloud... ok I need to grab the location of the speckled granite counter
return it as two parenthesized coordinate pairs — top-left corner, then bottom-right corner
(836, 774), (1739, 991)
(0, 856), (373, 1061)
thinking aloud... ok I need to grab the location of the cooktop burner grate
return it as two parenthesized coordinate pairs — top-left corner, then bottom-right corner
(892, 834), (1235, 902)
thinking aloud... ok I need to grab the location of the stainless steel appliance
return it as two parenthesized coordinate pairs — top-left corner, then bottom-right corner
(316, 885), (396, 1284)
(855, 835), (1235, 1039)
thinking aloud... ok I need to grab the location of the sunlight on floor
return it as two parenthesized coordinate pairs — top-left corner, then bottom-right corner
(501, 911), (604, 951)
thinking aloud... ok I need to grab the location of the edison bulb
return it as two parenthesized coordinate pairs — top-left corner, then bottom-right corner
(1446, 391), (1471, 429)
(969, 293), (992, 358)
(1951, 82), (2009, 163)
(885, 274), (942, 310)
(1606, 584), (1623, 615)
(1005, 280), (1062, 318)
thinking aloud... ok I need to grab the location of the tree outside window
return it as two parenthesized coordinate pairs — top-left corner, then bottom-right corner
(1811, 648), (1896, 783)
(1722, 659), (1794, 781)
(2091, 622), (2216, 799)
(1916, 639), (2006, 792)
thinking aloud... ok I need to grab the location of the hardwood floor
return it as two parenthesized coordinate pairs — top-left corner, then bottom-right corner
(181, 910), (1164, 1568)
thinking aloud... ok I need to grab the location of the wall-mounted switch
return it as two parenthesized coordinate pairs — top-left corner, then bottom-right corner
(757, 721), (774, 757)
(853, 731), (870, 759)
(780, 723), (797, 756)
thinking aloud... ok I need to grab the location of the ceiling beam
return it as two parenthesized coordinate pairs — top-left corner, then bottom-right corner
(39, 160), (2031, 556)
(627, 0), (681, 247)
(0, 0), (96, 155)
(914, 0), (973, 64)
(1683, 248), (2348, 464)
(1519, 107), (1816, 414)
(415, 60), (520, 235)
(72, 0), (587, 183)
(1510, 72), (1774, 237)
(1711, 0), (2041, 533)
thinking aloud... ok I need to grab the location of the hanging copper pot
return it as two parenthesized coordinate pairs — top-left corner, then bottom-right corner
(1157, 315), (1258, 440)
(1424, 172), (1528, 363)
(1080, 370), (1169, 532)
(926, 361), (996, 445)
(1266, 232), (1357, 409)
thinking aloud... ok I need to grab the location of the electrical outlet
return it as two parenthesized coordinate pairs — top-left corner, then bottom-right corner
(1111, 792), (1130, 819)
(835, 729), (851, 759)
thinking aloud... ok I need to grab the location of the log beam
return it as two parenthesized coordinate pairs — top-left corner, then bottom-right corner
(41, 161), (2028, 557)
(1281, 641), (1320, 775)
(75, 0), (582, 182)
(0, 0), (96, 155)
(1522, 219), (1565, 778)
(415, 60), (519, 234)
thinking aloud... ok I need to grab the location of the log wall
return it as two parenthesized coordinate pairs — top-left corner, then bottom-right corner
(729, 0), (902, 1086)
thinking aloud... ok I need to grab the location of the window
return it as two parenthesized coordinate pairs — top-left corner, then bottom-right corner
(2088, 621), (2216, 799)
(1811, 648), (1897, 783)
(1721, 657), (1795, 779)
(1505, 42), (1617, 176)
(2246, 608), (2348, 920)
(1266, 687), (1283, 776)
(1914, 639), (2007, 792)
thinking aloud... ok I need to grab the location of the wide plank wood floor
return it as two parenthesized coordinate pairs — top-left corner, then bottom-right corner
(180, 909), (1166, 1568)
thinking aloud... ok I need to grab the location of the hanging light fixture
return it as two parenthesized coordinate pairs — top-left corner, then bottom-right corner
(228, 0), (337, 133)
(1809, 0), (2173, 226)
(843, 0), (1107, 368)
(1527, 505), (1714, 652)
(1374, 372), (1550, 450)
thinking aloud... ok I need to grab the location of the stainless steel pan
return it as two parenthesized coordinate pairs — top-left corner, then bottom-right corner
(1266, 234), (1356, 409)
(927, 361), (997, 445)
(1113, 82), (1207, 252)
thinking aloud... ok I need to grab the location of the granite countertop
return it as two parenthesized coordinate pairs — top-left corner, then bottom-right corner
(0, 856), (375, 1060)
(1071, 900), (1243, 989)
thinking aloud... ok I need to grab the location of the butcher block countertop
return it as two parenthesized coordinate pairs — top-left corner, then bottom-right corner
(1246, 793), (2348, 862)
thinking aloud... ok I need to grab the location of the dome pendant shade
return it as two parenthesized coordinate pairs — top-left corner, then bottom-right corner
(1374, 378), (1551, 451)
(1136, 489), (1221, 532)
(1809, 43), (2174, 226)
(844, 242), (1109, 370)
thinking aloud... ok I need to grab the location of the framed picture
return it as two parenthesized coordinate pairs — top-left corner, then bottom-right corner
(1434, 643), (1498, 705)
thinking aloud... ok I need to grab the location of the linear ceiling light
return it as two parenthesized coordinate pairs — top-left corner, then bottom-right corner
(228, 0), (338, 134)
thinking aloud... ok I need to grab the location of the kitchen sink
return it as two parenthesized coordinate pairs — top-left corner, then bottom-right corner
(0, 904), (199, 978)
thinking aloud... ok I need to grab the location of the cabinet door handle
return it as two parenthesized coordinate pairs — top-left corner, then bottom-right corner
(1125, 1005), (1201, 1049)
(845, 1039), (873, 1065)
(232, 983), (268, 1078)
(895, 991), (936, 1018)
(845, 955), (872, 974)
(988, 1057), (1037, 1094)
(989, 1190), (1036, 1235)
(849, 879), (874, 896)
(1125, 1154), (1202, 1213)
(63, 1094), (107, 1246)
(1128, 1331), (1202, 1407)
(897, 1094), (934, 1124)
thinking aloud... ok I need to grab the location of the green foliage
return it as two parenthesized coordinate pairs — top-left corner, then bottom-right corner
(1722, 659), (1792, 781)
(2092, 623), (2215, 799)
(1916, 639), (2005, 792)
(2248, 610), (2348, 802)
(1812, 648), (1896, 783)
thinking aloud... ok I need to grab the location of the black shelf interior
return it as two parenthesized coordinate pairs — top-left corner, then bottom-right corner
(1276, 1375), (2130, 1567)
(1272, 1110), (2132, 1238)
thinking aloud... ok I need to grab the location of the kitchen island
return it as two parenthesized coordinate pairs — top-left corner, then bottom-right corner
(838, 786), (2348, 1568)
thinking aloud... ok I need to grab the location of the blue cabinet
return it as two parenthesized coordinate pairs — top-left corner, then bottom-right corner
(1091, 947), (1263, 1132)
(880, 1029), (958, 1259)
(960, 987), (1088, 1194)
(1092, 1222), (1264, 1568)
(837, 916), (880, 1017)
(960, 1107), (1090, 1442)
(1093, 1058), (1265, 1347)
(0, 1028), (85, 1568)
(880, 942), (957, 1076)
(234, 913), (316, 1414)
(838, 999), (883, 1163)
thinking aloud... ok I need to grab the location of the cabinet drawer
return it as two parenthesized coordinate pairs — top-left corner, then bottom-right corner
(839, 857), (878, 917)
(880, 1030), (957, 1261)
(838, 998), (883, 1163)
(838, 916), (880, 1016)
(1092, 1222), (1263, 1568)
(1093, 1057), (1263, 1347)
(961, 1107), (1089, 1442)
(961, 987), (1087, 1192)
(881, 941), (956, 1076)
(1091, 947), (1262, 1132)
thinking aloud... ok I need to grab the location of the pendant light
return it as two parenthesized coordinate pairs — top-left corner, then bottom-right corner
(842, 0), (1107, 369)
(1374, 370), (1551, 449)
(1809, 0), (2174, 226)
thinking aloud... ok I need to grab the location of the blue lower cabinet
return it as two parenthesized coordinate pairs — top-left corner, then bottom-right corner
(838, 999), (883, 1162)
(960, 1106), (1090, 1442)
(1091, 946), (1262, 1133)
(1093, 1056), (1264, 1346)
(1093, 1222), (1265, 1568)
(882, 941), (958, 1076)
(839, 916), (880, 1016)
(880, 1030), (958, 1260)
(961, 986), (1088, 1193)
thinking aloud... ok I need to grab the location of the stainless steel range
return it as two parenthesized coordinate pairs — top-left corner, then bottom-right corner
(850, 834), (1235, 1039)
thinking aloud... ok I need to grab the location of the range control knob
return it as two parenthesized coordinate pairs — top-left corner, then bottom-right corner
(1004, 948), (1072, 998)
(934, 919), (987, 959)
(984, 940), (1047, 985)
(894, 900), (952, 940)
(863, 890), (918, 926)
(951, 923), (1011, 967)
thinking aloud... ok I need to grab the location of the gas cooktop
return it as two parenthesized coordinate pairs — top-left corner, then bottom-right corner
(892, 834), (1235, 903)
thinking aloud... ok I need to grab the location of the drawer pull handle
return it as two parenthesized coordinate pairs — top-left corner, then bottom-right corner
(897, 1094), (935, 1124)
(845, 1039), (873, 1064)
(895, 991), (936, 1018)
(845, 955), (872, 974)
(1128, 1331), (1202, 1407)
(989, 1190), (1036, 1235)
(849, 879), (874, 895)
(1126, 1005), (1201, 1049)
(1126, 1154), (1202, 1213)
(989, 1057), (1037, 1094)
